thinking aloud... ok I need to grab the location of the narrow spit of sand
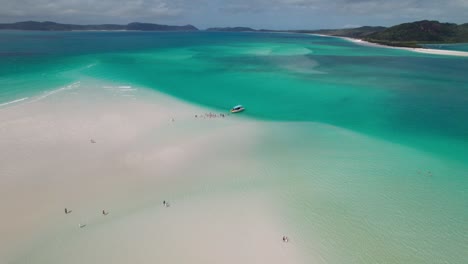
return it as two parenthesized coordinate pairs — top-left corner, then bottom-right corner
(0, 79), (306, 264)
(310, 34), (468, 57)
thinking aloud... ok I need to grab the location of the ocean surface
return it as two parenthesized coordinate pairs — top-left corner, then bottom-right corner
(424, 43), (468, 52)
(1, 31), (467, 263)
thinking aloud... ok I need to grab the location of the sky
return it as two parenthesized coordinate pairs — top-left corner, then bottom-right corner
(1, 0), (467, 29)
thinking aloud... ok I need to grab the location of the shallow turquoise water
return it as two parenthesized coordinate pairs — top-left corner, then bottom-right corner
(1, 31), (467, 263)
(2, 31), (467, 160)
(424, 43), (468, 52)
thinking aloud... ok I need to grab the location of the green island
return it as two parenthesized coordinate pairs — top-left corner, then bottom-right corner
(303, 20), (468, 48)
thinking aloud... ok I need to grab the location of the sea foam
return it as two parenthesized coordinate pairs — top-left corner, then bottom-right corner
(0, 97), (29, 108)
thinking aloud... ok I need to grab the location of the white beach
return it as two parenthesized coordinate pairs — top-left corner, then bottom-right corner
(311, 34), (468, 57)
(0, 79), (306, 264)
(2, 78), (467, 264)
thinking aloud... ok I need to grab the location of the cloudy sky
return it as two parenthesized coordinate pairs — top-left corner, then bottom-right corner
(1, 0), (467, 29)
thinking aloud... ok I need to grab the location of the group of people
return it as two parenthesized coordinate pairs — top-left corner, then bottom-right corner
(64, 208), (109, 216)
(64, 208), (108, 228)
(194, 112), (228, 119)
(66, 205), (290, 243)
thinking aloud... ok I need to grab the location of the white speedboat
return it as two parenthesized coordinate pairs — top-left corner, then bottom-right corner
(230, 105), (245, 113)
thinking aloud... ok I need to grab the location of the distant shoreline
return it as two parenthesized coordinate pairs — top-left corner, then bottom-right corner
(309, 34), (468, 57)
(0, 21), (198, 31)
(2, 23), (468, 56)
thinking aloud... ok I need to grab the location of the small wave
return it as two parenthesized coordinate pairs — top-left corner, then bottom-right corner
(31, 81), (81, 102)
(104, 85), (135, 90)
(119, 86), (136, 92)
(103, 85), (137, 93)
(118, 86), (136, 91)
(0, 81), (80, 109)
(0, 97), (29, 107)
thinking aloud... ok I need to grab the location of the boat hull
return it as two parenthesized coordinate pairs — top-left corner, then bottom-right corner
(230, 108), (245, 113)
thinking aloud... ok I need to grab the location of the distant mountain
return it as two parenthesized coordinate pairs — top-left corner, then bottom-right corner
(203, 25), (386, 37)
(3, 20), (468, 48)
(0, 21), (198, 31)
(205, 27), (256, 32)
(126, 22), (198, 31)
(364, 20), (468, 47)
(295, 26), (387, 38)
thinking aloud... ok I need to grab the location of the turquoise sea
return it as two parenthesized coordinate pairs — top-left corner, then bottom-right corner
(1, 31), (467, 263)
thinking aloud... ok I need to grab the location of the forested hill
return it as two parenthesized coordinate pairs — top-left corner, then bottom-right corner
(363, 20), (468, 47)
(297, 26), (387, 38)
(0, 21), (198, 31)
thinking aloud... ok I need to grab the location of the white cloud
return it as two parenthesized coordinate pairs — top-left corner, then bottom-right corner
(0, 0), (467, 27)
(0, 0), (182, 23)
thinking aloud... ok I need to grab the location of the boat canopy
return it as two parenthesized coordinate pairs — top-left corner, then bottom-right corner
(232, 105), (243, 109)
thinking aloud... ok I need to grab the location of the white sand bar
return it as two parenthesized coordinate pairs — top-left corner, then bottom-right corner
(0, 79), (307, 264)
(311, 34), (468, 57)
